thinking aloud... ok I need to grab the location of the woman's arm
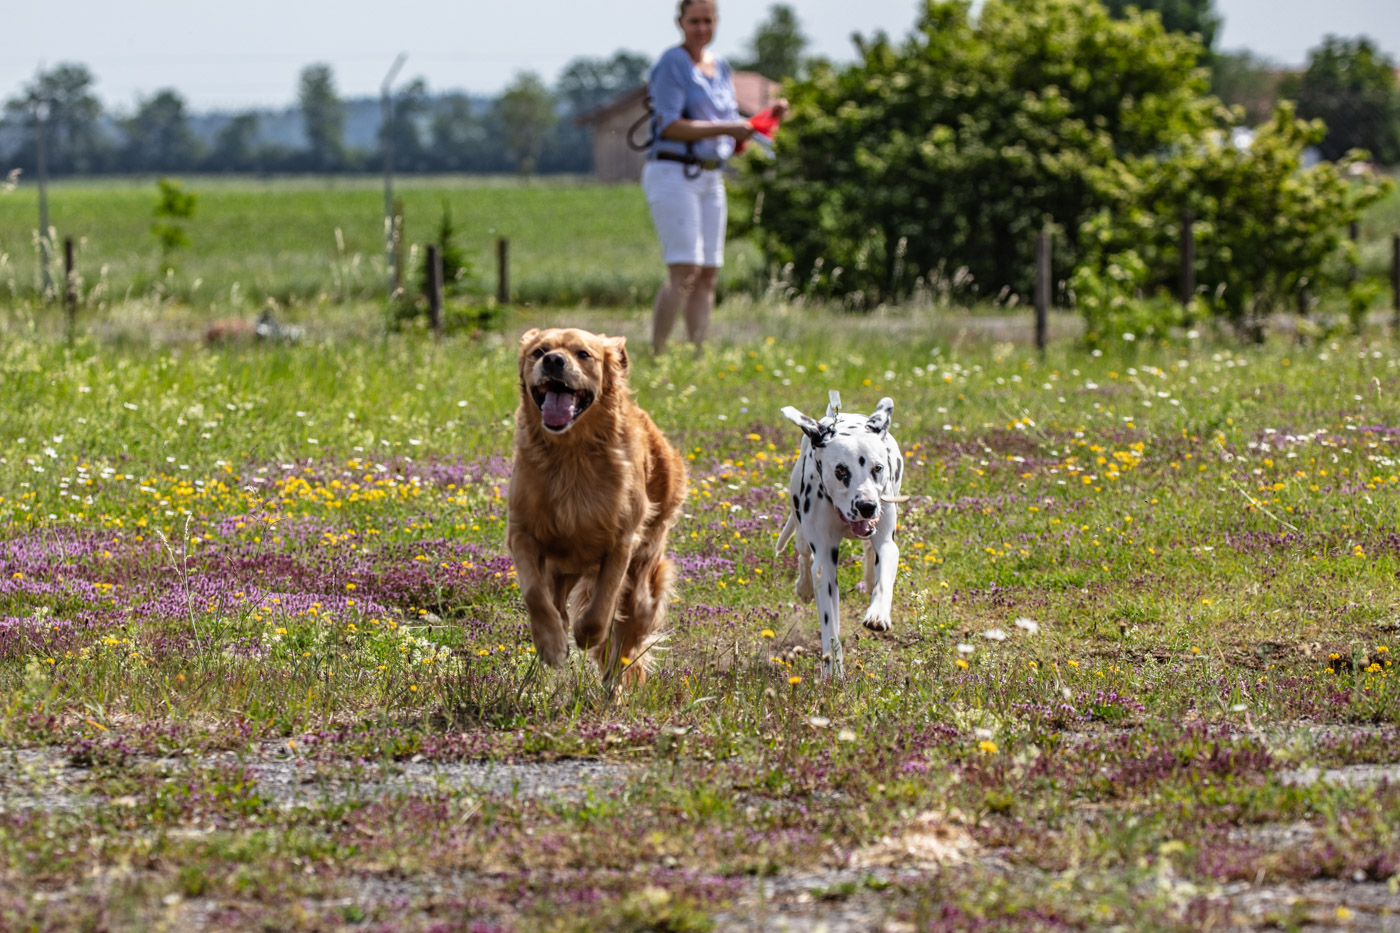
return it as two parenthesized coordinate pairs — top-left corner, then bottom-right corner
(659, 119), (754, 143)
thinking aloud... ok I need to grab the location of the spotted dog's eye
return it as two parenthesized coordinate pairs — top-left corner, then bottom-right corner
(531, 347), (546, 359)
(576, 349), (591, 361)
(872, 464), (884, 477)
(833, 464), (851, 485)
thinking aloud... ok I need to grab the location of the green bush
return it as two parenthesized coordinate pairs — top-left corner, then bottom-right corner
(1074, 102), (1391, 343)
(739, 0), (1213, 307)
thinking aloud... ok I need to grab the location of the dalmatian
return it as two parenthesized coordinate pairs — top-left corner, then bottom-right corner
(775, 391), (906, 678)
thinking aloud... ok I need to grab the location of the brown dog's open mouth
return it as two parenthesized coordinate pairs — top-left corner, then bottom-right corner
(531, 380), (594, 432)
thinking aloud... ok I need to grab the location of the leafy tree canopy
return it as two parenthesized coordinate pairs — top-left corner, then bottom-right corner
(1281, 35), (1400, 164)
(493, 72), (557, 176)
(731, 4), (809, 82)
(298, 64), (346, 171)
(1100, 0), (1220, 52)
(742, 0), (1213, 305)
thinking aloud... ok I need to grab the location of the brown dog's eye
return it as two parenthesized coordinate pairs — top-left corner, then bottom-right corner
(576, 349), (591, 361)
(532, 347), (545, 359)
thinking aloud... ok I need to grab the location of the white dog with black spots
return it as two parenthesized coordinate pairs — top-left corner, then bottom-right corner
(775, 391), (906, 678)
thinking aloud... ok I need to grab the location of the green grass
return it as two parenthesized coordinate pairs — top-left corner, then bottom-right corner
(0, 175), (766, 311)
(1, 303), (1399, 930)
(1, 172), (1394, 320)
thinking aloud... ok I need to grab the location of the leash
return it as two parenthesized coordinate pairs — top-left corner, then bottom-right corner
(627, 94), (703, 179)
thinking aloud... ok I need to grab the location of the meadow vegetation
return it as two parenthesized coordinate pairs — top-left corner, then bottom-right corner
(0, 176), (764, 314)
(1, 294), (1399, 930)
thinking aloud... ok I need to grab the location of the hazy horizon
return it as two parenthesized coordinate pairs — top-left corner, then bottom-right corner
(3, 0), (1397, 114)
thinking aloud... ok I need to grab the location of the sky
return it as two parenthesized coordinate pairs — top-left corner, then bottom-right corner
(2, 0), (1397, 113)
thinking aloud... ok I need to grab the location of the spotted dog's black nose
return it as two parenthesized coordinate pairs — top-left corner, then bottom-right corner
(855, 499), (878, 519)
(542, 351), (566, 374)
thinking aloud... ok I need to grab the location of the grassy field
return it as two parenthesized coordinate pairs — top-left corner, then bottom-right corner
(1, 173), (1397, 318)
(0, 175), (765, 311)
(1, 302), (1399, 931)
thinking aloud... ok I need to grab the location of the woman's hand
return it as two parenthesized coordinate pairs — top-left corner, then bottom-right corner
(726, 121), (756, 141)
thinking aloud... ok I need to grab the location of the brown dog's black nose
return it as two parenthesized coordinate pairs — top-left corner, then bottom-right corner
(542, 351), (566, 373)
(855, 500), (878, 519)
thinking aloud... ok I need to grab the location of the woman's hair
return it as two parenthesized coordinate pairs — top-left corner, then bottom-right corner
(677, 0), (713, 17)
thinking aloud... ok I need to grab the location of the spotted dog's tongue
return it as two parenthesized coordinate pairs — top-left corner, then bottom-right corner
(849, 518), (875, 538)
(541, 390), (577, 428)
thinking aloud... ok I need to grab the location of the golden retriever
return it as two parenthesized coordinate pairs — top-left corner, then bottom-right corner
(507, 327), (687, 685)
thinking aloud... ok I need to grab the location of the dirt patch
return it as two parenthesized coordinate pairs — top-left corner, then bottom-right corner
(0, 745), (636, 814)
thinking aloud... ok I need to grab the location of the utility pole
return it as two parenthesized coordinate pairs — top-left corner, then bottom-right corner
(381, 53), (407, 298)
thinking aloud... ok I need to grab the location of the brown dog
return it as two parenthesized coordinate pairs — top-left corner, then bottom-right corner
(507, 327), (687, 685)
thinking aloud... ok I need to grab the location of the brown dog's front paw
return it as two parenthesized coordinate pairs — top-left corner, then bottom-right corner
(530, 620), (570, 667)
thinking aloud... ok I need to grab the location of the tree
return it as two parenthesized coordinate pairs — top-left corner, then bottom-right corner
(1100, 0), (1220, 52)
(1211, 49), (1282, 125)
(2, 63), (110, 174)
(120, 89), (203, 173)
(298, 63), (346, 171)
(552, 51), (651, 172)
(742, 0), (1214, 305)
(555, 51), (651, 117)
(206, 112), (263, 173)
(382, 78), (432, 172)
(732, 4), (809, 81)
(429, 94), (498, 172)
(492, 72), (556, 176)
(1281, 35), (1400, 165)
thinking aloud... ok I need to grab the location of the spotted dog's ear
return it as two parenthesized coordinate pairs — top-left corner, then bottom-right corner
(782, 406), (835, 448)
(866, 397), (894, 437)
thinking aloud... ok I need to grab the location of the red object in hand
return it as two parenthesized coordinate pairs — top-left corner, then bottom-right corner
(748, 107), (781, 138)
(736, 106), (782, 154)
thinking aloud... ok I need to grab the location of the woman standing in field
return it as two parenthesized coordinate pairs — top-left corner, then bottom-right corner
(643, 0), (783, 354)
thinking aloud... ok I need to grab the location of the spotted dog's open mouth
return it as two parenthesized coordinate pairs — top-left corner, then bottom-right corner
(842, 514), (877, 539)
(531, 379), (594, 432)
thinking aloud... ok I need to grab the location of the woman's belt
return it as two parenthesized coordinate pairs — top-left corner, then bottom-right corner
(655, 151), (724, 171)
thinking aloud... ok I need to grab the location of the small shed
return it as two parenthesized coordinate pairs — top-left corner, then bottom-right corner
(575, 71), (780, 183)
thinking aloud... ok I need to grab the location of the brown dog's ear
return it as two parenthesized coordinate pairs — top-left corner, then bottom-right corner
(519, 328), (540, 346)
(607, 335), (629, 377)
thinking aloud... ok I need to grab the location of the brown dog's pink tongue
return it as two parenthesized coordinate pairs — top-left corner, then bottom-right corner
(541, 390), (576, 428)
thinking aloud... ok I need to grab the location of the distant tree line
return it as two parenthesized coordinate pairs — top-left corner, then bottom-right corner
(1, 2), (1394, 178)
(0, 55), (644, 176)
(0, 5), (809, 178)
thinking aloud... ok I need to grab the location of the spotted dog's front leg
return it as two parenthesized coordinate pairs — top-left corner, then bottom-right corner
(861, 506), (899, 632)
(811, 540), (844, 678)
(793, 523), (815, 602)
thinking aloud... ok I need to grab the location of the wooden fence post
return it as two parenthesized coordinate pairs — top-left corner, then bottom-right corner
(1392, 233), (1399, 333)
(427, 244), (444, 336)
(1179, 211), (1195, 306)
(63, 236), (77, 339)
(497, 237), (510, 305)
(1349, 220), (1360, 287)
(1034, 228), (1051, 354)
